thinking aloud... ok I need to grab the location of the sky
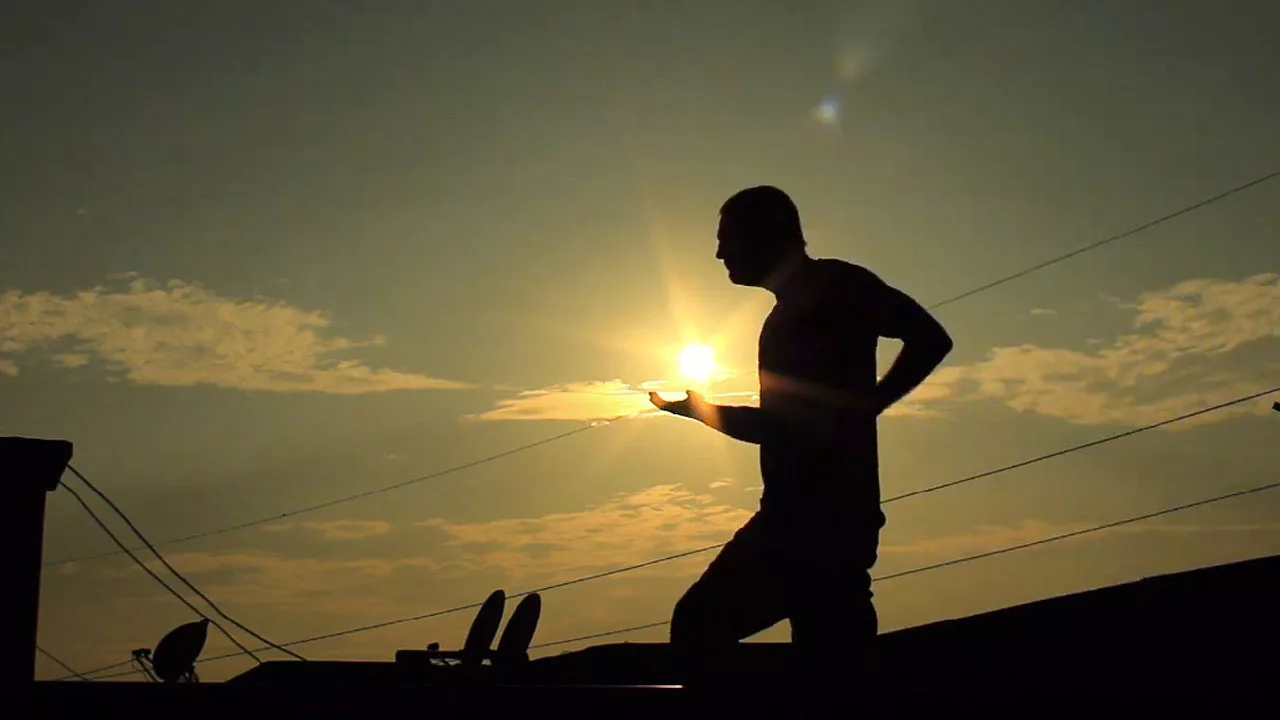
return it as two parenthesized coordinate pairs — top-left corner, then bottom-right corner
(4, 0), (1279, 681)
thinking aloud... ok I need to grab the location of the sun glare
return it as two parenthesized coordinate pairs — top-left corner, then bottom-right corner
(678, 344), (718, 385)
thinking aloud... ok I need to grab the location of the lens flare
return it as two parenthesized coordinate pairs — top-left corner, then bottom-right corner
(678, 344), (717, 385)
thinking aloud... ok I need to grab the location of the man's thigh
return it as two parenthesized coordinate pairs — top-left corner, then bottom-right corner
(670, 513), (788, 645)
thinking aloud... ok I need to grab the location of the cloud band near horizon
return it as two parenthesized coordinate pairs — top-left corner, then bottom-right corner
(471, 273), (1280, 429)
(0, 274), (473, 394)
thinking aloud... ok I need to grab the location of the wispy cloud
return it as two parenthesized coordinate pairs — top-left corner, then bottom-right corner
(925, 273), (1280, 428)
(467, 379), (753, 422)
(113, 550), (464, 610)
(469, 274), (1277, 428)
(882, 520), (1091, 558)
(467, 380), (656, 422)
(1029, 308), (1057, 316)
(0, 274), (472, 393)
(52, 352), (92, 368)
(465, 368), (947, 423)
(417, 484), (753, 582)
(262, 520), (393, 541)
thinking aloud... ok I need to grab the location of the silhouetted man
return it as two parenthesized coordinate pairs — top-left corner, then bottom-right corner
(650, 186), (953, 670)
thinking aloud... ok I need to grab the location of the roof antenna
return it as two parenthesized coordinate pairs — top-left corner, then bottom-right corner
(395, 589), (543, 672)
(132, 619), (211, 683)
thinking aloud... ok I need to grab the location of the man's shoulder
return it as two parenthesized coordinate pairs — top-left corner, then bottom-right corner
(811, 258), (886, 293)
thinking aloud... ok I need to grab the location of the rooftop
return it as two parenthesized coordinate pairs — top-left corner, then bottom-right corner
(26, 550), (1278, 717)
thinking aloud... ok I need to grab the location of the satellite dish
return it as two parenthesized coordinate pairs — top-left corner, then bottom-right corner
(495, 593), (542, 662)
(461, 590), (506, 663)
(151, 619), (211, 682)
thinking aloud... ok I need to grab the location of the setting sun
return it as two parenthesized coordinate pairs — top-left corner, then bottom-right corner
(678, 344), (718, 385)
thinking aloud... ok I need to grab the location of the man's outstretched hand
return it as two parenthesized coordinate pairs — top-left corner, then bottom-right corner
(649, 390), (710, 422)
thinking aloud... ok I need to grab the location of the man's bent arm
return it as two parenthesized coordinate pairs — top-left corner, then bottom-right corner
(873, 337), (952, 414)
(869, 283), (954, 415)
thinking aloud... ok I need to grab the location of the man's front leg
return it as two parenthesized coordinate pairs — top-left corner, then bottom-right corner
(669, 514), (783, 678)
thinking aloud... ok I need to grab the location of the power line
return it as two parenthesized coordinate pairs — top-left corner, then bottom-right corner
(194, 543), (724, 666)
(46, 417), (632, 568)
(130, 657), (159, 682)
(67, 658), (133, 680)
(926, 168), (1280, 309)
(67, 542), (717, 677)
(92, 666), (152, 681)
(529, 621), (671, 651)
(159, 387), (1280, 671)
(48, 170), (1280, 678)
(42, 169), (1279, 572)
(875, 479), (1280, 582)
(59, 383), (1277, 679)
(37, 645), (88, 680)
(65, 466), (306, 662)
(58, 480), (264, 664)
(528, 477), (1280, 651)
(64, 663), (150, 682)
(882, 386), (1280, 503)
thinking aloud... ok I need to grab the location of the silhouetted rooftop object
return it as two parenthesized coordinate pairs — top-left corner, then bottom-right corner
(462, 589), (505, 663)
(1, 437), (74, 490)
(3, 436), (72, 685)
(31, 554), (1276, 716)
(148, 619), (211, 683)
(394, 590), (542, 673)
(496, 593), (542, 663)
(225, 551), (1279, 689)
(531, 552), (1280, 685)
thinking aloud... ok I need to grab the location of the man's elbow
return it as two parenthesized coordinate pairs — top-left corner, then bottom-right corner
(936, 327), (954, 358)
(905, 324), (953, 364)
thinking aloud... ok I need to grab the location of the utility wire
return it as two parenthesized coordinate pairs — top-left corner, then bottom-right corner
(37, 645), (88, 680)
(46, 417), (634, 568)
(881, 386), (1280, 503)
(65, 466), (306, 662)
(879, 479), (1280, 581)
(194, 542), (724, 665)
(528, 621), (671, 651)
(167, 387), (1280, 665)
(528, 477), (1280, 650)
(926, 168), (1280, 309)
(59, 480), (264, 664)
(91, 666), (152, 682)
(42, 168), (1280, 571)
(129, 657), (157, 683)
(59, 384), (1278, 679)
(50, 170), (1280, 677)
(69, 541), (715, 677)
(61, 659), (134, 679)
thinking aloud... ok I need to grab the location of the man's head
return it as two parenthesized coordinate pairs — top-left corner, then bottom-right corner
(715, 185), (807, 287)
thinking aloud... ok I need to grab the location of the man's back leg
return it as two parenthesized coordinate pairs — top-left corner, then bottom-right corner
(789, 579), (877, 673)
(669, 513), (785, 672)
(786, 530), (879, 675)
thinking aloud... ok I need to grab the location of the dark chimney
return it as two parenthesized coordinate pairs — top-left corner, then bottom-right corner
(0, 437), (72, 686)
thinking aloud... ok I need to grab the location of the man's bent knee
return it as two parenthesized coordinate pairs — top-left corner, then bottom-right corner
(669, 589), (724, 647)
